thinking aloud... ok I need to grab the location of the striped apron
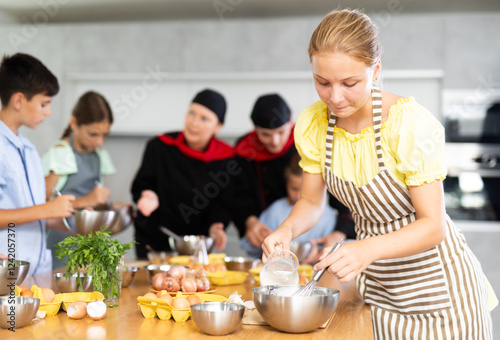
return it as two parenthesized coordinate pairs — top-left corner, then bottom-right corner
(323, 86), (493, 339)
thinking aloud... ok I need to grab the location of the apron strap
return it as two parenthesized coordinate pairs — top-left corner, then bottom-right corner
(324, 85), (385, 171)
(371, 86), (386, 171)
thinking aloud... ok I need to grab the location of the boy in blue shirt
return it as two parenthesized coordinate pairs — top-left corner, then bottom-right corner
(240, 154), (338, 262)
(0, 53), (74, 276)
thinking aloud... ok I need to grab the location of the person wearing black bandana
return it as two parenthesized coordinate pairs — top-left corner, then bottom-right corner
(233, 93), (355, 255)
(131, 89), (235, 258)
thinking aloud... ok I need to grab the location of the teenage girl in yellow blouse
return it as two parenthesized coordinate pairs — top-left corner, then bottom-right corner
(262, 9), (494, 339)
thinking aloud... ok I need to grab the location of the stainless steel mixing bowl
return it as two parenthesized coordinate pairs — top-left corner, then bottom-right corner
(168, 235), (215, 255)
(63, 206), (133, 236)
(0, 260), (30, 296)
(121, 266), (139, 288)
(0, 296), (40, 329)
(53, 273), (93, 293)
(223, 256), (261, 272)
(252, 285), (340, 333)
(191, 302), (245, 335)
(290, 241), (313, 263)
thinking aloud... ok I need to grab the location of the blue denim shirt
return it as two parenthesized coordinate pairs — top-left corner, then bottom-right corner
(0, 121), (51, 276)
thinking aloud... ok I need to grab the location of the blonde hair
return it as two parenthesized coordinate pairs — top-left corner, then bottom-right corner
(308, 9), (380, 66)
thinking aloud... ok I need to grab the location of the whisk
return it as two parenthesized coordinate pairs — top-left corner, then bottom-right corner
(292, 239), (344, 297)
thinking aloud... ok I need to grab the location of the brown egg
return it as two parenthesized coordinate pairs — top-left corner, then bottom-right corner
(203, 264), (215, 273)
(158, 294), (173, 305)
(20, 290), (34, 297)
(40, 287), (55, 303)
(214, 263), (227, 272)
(172, 297), (190, 310)
(67, 301), (88, 319)
(186, 295), (201, 306)
(19, 285), (30, 292)
(143, 292), (157, 299)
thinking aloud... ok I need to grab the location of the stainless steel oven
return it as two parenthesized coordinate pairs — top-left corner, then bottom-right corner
(443, 90), (500, 221)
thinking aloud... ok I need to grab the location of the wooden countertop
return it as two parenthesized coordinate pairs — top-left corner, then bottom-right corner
(2, 261), (373, 339)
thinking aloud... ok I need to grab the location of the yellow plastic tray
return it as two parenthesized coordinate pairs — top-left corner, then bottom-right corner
(206, 270), (249, 286)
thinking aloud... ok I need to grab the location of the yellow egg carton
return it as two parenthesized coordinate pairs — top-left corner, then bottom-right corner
(23, 285), (62, 316)
(137, 290), (228, 322)
(206, 270), (249, 286)
(57, 291), (105, 311)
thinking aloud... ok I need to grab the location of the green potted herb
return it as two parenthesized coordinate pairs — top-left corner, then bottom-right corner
(55, 228), (133, 304)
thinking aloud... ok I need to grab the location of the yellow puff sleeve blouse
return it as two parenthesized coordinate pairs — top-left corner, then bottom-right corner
(295, 97), (447, 188)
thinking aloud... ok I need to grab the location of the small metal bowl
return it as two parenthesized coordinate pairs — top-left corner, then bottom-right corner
(223, 256), (261, 272)
(0, 296), (40, 329)
(290, 242), (313, 263)
(0, 260), (30, 296)
(143, 264), (174, 283)
(253, 285), (340, 333)
(53, 273), (93, 293)
(191, 302), (245, 335)
(168, 235), (215, 255)
(121, 266), (139, 288)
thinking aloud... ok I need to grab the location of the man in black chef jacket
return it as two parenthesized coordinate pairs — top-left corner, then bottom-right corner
(131, 89), (236, 258)
(233, 93), (355, 251)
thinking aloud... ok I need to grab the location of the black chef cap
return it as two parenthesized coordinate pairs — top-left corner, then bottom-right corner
(250, 94), (291, 129)
(192, 89), (227, 124)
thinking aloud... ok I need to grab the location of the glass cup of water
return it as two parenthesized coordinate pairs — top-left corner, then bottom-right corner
(260, 246), (299, 286)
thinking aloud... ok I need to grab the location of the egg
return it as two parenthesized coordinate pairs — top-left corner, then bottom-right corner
(67, 301), (88, 319)
(186, 295), (201, 306)
(19, 285), (30, 292)
(143, 292), (157, 299)
(87, 300), (107, 321)
(143, 293), (156, 299)
(40, 287), (55, 303)
(158, 294), (173, 305)
(172, 297), (190, 310)
(214, 263), (227, 272)
(21, 290), (34, 297)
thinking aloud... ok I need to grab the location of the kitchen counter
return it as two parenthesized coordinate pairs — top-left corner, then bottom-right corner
(2, 263), (374, 339)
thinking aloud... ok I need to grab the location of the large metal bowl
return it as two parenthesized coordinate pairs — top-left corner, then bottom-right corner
(168, 235), (215, 255)
(191, 302), (245, 335)
(0, 296), (40, 329)
(252, 285), (340, 333)
(121, 266), (139, 288)
(290, 242), (313, 263)
(0, 260), (30, 296)
(223, 256), (261, 272)
(53, 273), (93, 293)
(63, 207), (132, 236)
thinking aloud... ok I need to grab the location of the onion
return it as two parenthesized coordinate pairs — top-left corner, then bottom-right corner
(152, 273), (167, 291)
(180, 277), (197, 293)
(87, 300), (107, 321)
(195, 277), (210, 292)
(167, 265), (186, 280)
(162, 277), (181, 292)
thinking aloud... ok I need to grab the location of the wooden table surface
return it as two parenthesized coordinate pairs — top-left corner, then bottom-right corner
(2, 261), (374, 340)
